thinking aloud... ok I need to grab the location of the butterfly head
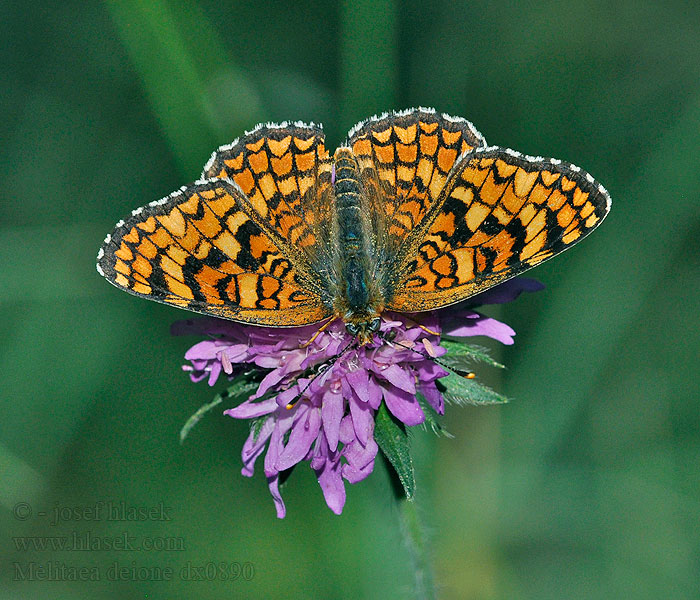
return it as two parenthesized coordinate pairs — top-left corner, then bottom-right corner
(345, 316), (381, 345)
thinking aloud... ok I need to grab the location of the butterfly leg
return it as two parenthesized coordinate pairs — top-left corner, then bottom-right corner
(301, 316), (336, 348)
(398, 315), (440, 336)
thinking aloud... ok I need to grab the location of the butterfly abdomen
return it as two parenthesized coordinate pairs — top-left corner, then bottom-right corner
(332, 149), (376, 316)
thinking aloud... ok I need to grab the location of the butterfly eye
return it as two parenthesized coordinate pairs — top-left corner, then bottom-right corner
(346, 323), (359, 336)
(369, 317), (381, 332)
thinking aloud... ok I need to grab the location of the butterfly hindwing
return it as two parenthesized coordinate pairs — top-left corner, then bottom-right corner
(203, 122), (336, 282)
(346, 108), (487, 276)
(386, 147), (611, 312)
(97, 179), (333, 326)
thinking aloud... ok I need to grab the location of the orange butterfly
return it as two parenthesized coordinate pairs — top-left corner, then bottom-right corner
(97, 108), (610, 339)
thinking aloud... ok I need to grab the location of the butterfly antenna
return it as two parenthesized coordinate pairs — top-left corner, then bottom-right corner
(285, 337), (358, 409)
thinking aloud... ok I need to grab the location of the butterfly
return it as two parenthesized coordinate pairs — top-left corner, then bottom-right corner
(97, 108), (610, 341)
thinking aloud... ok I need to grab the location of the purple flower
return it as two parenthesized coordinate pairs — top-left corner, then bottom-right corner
(172, 278), (542, 517)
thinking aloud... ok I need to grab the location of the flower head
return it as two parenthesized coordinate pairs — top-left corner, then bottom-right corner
(172, 278), (543, 517)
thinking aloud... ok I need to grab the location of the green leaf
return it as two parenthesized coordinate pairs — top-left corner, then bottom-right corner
(437, 374), (509, 406)
(441, 339), (505, 370)
(374, 402), (415, 499)
(415, 392), (452, 438)
(179, 395), (223, 444)
(179, 372), (260, 443)
(249, 415), (268, 443)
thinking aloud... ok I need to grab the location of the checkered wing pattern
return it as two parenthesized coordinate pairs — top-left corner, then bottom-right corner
(203, 123), (336, 282)
(346, 108), (486, 276)
(97, 178), (333, 326)
(98, 109), (612, 327)
(387, 147), (611, 312)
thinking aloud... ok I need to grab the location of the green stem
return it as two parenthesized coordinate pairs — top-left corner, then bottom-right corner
(383, 453), (435, 599)
(397, 496), (436, 600)
(377, 412), (436, 598)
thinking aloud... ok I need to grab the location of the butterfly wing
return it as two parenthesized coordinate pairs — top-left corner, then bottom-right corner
(346, 108), (486, 279)
(97, 178), (334, 326)
(203, 122), (336, 280)
(386, 147), (611, 312)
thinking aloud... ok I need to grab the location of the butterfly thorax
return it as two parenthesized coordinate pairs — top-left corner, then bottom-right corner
(332, 148), (384, 339)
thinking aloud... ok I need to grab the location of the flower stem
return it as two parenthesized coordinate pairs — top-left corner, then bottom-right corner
(383, 453), (435, 599)
(397, 496), (436, 600)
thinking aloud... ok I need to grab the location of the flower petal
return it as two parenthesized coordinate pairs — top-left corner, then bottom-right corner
(416, 360), (449, 382)
(418, 380), (445, 415)
(345, 367), (371, 402)
(383, 385), (425, 426)
(310, 431), (329, 471)
(277, 406), (322, 471)
(184, 340), (222, 361)
(254, 368), (289, 398)
(207, 361), (222, 386)
(240, 417), (275, 476)
(264, 408), (296, 476)
(343, 438), (378, 484)
(442, 312), (516, 344)
(321, 390), (344, 451)
(349, 396), (374, 446)
(342, 429), (378, 484)
(175, 292), (525, 516)
(274, 386), (300, 409)
(372, 363), (416, 393)
(221, 344), (251, 364)
(267, 474), (286, 519)
(316, 455), (345, 515)
(224, 397), (278, 419)
(366, 375), (383, 410)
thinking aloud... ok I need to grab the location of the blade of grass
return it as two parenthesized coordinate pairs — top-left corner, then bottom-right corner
(106, 0), (262, 176)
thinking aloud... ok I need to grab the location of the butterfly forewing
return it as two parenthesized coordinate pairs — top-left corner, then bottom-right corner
(386, 147), (611, 312)
(97, 179), (332, 326)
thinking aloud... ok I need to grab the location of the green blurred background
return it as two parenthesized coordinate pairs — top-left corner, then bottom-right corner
(2, 1), (699, 598)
